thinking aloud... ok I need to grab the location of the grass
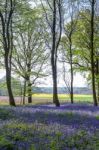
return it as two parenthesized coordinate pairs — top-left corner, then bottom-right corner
(32, 94), (93, 104)
(0, 94), (93, 106)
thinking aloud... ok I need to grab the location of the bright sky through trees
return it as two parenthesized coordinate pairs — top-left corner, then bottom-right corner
(0, 69), (86, 87)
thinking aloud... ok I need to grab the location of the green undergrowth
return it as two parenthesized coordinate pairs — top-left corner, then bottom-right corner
(0, 122), (99, 150)
(0, 108), (15, 120)
(95, 115), (99, 120)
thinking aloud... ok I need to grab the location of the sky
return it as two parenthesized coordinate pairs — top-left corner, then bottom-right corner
(0, 69), (87, 87)
(37, 73), (87, 87)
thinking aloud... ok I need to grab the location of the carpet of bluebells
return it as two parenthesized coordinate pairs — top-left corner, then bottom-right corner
(0, 103), (99, 150)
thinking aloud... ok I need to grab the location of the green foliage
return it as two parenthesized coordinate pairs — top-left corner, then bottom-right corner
(0, 108), (14, 120)
(0, 121), (99, 150)
(95, 115), (99, 120)
(30, 144), (36, 150)
(0, 136), (14, 150)
(0, 123), (33, 149)
(62, 8), (99, 91)
(65, 131), (97, 150)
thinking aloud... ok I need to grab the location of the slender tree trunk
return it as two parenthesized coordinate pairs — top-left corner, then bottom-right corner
(52, 61), (60, 106)
(23, 79), (26, 105)
(90, 0), (97, 106)
(96, 55), (99, 102)
(20, 83), (23, 105)
(97, 59), (99, 102)
(97, 82), (99, 102)
(69, 37), (74, 104)
(70, 64), (73, 104)
(0, 0), (15, 106)
(51, 0), (60, 107)
(91, 68), (97, 106)
(27, 60), (32, 103)
(5, 57), (15, 106)
(27, 69), (32, 103)
(27, 83), (32, 103)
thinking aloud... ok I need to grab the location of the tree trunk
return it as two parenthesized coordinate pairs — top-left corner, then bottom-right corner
(51, 54), (60, 107)
(96, 55), (99, 103)
(28, 84), (32, 103)
(91, 69), (97, 106)
(5, 57), (15, 106)
(52, 62), (60, 106)
(70, 38), (74, 104)
(27, 60), (32, 103)
(97, 59), (99, 102)
(23, 79), (26, 105)
(51, 0), (60, 107)
(0, 0), (15, 106)
(90, 0), (97, 106)
(27, 77), (32, 103)
(97, 82), (99, 102)
(70, 67), (73, 104)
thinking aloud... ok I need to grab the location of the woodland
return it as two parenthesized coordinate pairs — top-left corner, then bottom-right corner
(0, 0), (99, 150)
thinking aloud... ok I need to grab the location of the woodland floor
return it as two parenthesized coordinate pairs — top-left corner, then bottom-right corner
(0, 103), (99, 150)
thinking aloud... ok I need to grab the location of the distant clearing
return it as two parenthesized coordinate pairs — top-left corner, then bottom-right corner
(0, 94), (93, 105)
